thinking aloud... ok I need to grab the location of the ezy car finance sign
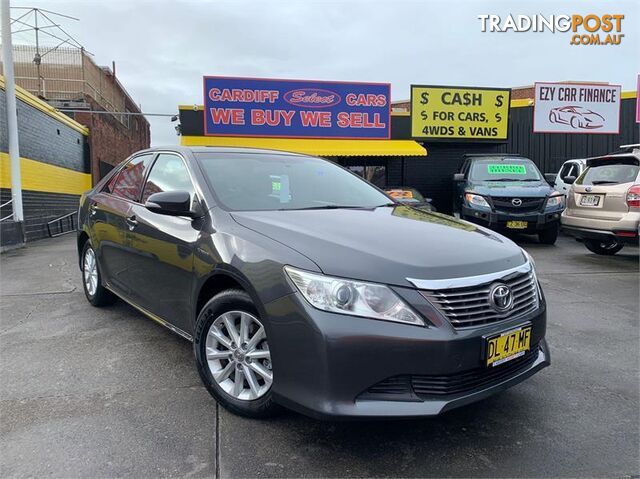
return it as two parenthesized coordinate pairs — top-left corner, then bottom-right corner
(533, 82), (621, 134)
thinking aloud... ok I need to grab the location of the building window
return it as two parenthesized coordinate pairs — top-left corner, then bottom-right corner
(122, 108), (132, 129)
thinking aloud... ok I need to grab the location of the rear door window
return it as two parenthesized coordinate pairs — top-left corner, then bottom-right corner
(107, 154), (155, 202)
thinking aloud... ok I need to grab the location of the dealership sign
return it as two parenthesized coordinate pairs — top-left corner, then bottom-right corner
(203, 76), (391, 138)
(533, 82), (621, 134)
(410, 85), (510, 141)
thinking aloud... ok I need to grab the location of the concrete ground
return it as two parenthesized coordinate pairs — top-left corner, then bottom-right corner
(1, 234), (638, 478)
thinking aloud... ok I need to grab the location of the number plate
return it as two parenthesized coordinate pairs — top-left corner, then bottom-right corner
(486, 325), (532, 367)
(506, 220), (528, 229)
(580, 194), (600, 206)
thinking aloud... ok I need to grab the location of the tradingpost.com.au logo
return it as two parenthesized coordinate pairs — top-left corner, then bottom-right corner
(478, 14), (625, 46)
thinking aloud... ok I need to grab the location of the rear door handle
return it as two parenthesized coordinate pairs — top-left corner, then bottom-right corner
(126, 215), (138, 230)
(89, 203), (99, 216)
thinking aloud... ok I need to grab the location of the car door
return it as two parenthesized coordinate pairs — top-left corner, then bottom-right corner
(125, 152), (201, 334)
(555, 161), (577, 196)
(453, 159), (470, 213)
(88, 153), (155, 295)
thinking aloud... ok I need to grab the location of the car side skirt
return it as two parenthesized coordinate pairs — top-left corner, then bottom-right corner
(105, 285), (193, 341)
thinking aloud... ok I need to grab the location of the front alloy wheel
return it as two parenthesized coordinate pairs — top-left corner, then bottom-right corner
(194, 289), (280, 418)
(206, 311), (272, 400)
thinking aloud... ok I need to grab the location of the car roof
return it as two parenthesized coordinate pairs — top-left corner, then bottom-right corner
(463, 153), (523, 158)
(140, 145), (313, 158)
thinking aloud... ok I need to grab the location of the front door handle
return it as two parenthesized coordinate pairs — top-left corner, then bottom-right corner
(89, 203), (99, 216)
(126, 215), (138, 230)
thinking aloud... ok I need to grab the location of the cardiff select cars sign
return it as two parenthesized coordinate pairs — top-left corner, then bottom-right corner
(203, 76), (391, 139)
(410, 85), (511, 141)
(533, 82), (621, 134)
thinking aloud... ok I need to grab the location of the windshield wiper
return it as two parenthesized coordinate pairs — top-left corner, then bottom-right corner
(280, 205), (368, 211)
(591, 180), (618, 185)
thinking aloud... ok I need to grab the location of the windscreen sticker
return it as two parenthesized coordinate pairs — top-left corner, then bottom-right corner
(487, 164), (527, 175)
(270, 174), (291, 203)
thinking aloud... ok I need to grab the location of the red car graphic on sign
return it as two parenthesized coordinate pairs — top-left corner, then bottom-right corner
(548, 106), (605, 130)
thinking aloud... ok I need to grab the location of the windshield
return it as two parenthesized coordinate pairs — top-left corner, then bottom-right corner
(196, 153), (391, 211)
(577, 161), (639, 186)
(469, 157), (542, 182)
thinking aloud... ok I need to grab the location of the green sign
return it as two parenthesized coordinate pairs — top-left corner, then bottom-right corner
(487, 164), (527, 175)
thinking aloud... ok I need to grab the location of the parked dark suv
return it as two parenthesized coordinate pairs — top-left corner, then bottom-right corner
(453, 154), (565, 244)
(78, 146), (549, 419)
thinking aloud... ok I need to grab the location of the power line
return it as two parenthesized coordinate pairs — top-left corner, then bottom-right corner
(58, 109), (178, 118)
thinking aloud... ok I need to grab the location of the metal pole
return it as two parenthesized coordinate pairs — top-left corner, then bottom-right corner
(2, 0), (24, 222)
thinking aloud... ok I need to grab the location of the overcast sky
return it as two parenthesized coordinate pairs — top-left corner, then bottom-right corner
(9, 0), (640, 145)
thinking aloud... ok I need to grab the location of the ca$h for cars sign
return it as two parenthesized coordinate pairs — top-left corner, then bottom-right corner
(203, 76), (391, 139)
(410, 85), (511, 141)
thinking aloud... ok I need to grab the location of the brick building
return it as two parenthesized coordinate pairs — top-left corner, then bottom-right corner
(1, 45), (150, 183)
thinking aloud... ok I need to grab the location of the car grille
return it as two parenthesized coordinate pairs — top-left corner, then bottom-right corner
(360, 346), (539, 400)
(420, 271), (538, 328)
(491, 196), (545, 213)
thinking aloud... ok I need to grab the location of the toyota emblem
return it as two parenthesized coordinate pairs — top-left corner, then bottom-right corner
(489, 283), (514, 312)
(511, 198), (523, 206)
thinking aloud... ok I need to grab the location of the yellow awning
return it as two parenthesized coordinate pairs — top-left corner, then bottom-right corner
(180, 136), (427, 157)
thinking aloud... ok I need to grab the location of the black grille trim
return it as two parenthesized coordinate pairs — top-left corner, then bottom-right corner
(360, 347), (539, 401)
(490, 196), (545, 214)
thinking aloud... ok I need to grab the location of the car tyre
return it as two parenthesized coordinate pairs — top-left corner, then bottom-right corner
(194, 289), (281, 418)
(81, 242), (116, 307)
(538, 225), (559, 245)
(570, 116), (580, 129)
(584, 239), (624, 255)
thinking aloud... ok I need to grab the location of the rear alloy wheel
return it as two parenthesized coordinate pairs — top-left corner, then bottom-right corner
(194, 289), (280, 418)
(584, 239), (624, 255)
(81, 242), (116, 307)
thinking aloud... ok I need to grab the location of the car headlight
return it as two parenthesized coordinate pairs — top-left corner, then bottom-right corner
(465, 192), (490, 208)
(284, 266), (425, 326)
(521, 248), (542, 302)
(545, 193), (565, 209)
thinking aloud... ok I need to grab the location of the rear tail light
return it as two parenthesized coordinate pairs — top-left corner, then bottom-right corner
(626, 185), (640, 208)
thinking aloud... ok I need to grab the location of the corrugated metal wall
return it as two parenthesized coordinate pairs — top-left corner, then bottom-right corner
(395, 97), (639, 213)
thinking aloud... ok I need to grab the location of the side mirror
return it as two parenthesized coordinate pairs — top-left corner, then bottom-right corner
(564, 176), (576, 185)
(544, 173), (557, 185)
(145, 191), (198, 217)
(453, 173), (465, 182)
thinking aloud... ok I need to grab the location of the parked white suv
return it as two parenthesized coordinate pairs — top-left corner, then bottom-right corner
(553, 159), (586, 197)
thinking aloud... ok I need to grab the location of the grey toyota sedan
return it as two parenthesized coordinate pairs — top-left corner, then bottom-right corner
(77, 146), (549, 419)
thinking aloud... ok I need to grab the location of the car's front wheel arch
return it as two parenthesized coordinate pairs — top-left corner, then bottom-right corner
(193, 266), (271, 335)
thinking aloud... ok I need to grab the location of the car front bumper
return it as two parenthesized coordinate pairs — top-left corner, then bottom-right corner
(263, 291), (549, 419)
(462, 206), (561, 232)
